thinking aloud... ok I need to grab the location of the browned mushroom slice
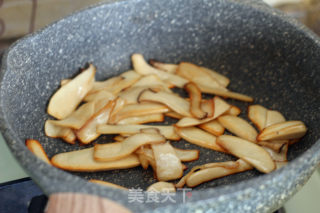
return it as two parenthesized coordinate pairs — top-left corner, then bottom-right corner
(119, 86), (158, 104)
(83, 90), (115, 103)
(184, 82), (207, 119)
(186, 159), (253, 187)
(89, 179), (128, 190)
(265, 110), (286, 128)
(108, 71), (141, 95)
(201, 99), (214, 118)
(132, 74), (172, 91)
(60, 79), (71, 86)
(149, 60), (178, 74)
(217, 135), (275, 173)
(147, 182), (176, 192)
(117, 113), (164, 125)
(196, 84), (253, 102)
(200, 66), (230, 87)
(174, 126), (225, 152)
(257, 121), (307, 141)
(48, 64), (95, 119)
(139, 89), (191, 117)
(263, 143), (288, 162)
(44, 120), (76, 144)
(97, 124), (180, 140)
(49, 101), (95, 130)
(25, 139), (51, 164)
(198, 120), (225, 136)
(151, 142), (183, 181)
(132, 54), (188, 87)
(248, 105), (268, 131)
(113, 135), (126, 142)
(173, 148), (200, 162)
(257, 140), (287, 152)
(94, 132), (166, 162)
(165, 112), (184, 119)
(109, 102), (169, 124)
(218, 115), (258, 142)
(51, 147), (140, 172)
(225, 105), (241, 116)
(76, 100), (115, 144)
(177, 62), (225, 89)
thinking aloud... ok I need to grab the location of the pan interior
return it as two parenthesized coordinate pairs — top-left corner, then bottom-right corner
(1, 0), (320, 190)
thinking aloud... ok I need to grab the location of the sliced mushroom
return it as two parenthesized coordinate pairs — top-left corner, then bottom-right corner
(218, 115), (258, 142)
(263, 143), (288, 162)
(185, 82), (207, 119)
(165, 112), (184, 119)
(151, 142), (183, 181)
(132, 74), (172, 91)
(90, 76), (123, 94)
(83, 90), (115, 103)
(117, 113), (164, 125)
(186, 159), (252, 187)
(25, 139), (51, 164)
(89, 180), (128, 190)
(217, 135), (275, 173)
(51, 147), (140, 172)
(200, 66), (230, 87)
(265, 110), (286, 128)
(225, 105), (241, 116)
(94, 132), (166, 162)
(132, 54), (188, 87)
(198, 120), (225, 136)
(201, 99), (214, 118)
(97, 124), (180, 141)
(257, 140), (287, 152)
(149, 60), (178, 74)
(44, 120), (76, 144)
(147, 181), (176, 192)
(248, 105), (268, 131)
(113, 135), (126, 142)
(109, 102), (169, 124)
(173, 148), (200, 162)
(138, 89), (191, 117)
(257, 121), (307, 141)
(174, 126), (225, 152)
(48, 64), (95, 119)
(76, 100), (115, 144)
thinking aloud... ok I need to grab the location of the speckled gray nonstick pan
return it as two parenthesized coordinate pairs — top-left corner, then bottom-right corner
(1, 0), (320, 212)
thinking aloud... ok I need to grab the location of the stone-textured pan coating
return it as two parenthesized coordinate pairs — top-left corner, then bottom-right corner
(0, 0), (320, 212)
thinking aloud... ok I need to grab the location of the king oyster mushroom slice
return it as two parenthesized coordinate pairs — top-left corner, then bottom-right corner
(147, 181), (176, 192)
(51, 147), (140, 172)
(138, 89), (192, 117)
(218, 115), (258, 142)
(151, 142), (184, 181)
(265, 110), (286, 128)
(117, 113), (164, 125)
(248, 105), (268, 131)
(132, 53), (188, 88)
(89, 179), (128, 190)
(94, 132), (166, 162)
(217, 135), (275, 173)
(44, 120), (76, 144)
(25, 139), (51, 165)
(47, 64), (95, 119)
(257, 121), (307, 141)
(184, 82), (207, 119)
(149, 59), (178, 74)
(198, 120), (225, 136)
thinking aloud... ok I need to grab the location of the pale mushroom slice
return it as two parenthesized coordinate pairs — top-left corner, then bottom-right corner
(89, 180), (128, 190)
(49, 101), (95, 130)
(176, 62), (225, 89)
(83, 90), (115, 103)
(174, 126), (225, 152)
(257, 140), (287, 152)
(151, 142), (183, 181)
(198, 120), (225, 136)
(117, 113), (164, 125)
(109, 102), (169, 124)
(225, 105), (241, 116)
(186, 159), (253, 187)
(248, 105), (268, 131)
(107, 70), (141, 95)
(90, 76), (123, 94)
(60, 79), (71, 86)
(263, 143), (288, 162)
(184, 82), (207, 119)
(51, 147), (140, 172)
(265, 110), (286, 128)
(76, 100), (115, 144)
(132, 54), (188, 87)
(48, 64), (95, 119)
(196, 84), (253, 102)
(97, 124), (180, 140)
(25, 139), (51, 164)
(132, 74), (172, 92)
(138, 89), (191, 117)
(257, 121), (307, 141)
(200, 66), (230, 88)
(118, 85), (165, 104)
(176, 160), (241, 188)
(44, 120), (76, 144)
(173, 148), (200, 162)
(94, 132), (166, 162)
(218, 115), (258, 142)
(149, 59), (178, 74)
(175, 96), (231, 127)
(108, 97), (126, 124)
(147, 182), (176, 192)
(217, 135), (275, 173)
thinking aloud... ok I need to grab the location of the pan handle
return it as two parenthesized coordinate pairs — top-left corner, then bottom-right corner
(45, 193), (132, 213)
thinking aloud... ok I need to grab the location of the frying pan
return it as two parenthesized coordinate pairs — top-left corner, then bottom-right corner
(1, 0), (320, 212)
